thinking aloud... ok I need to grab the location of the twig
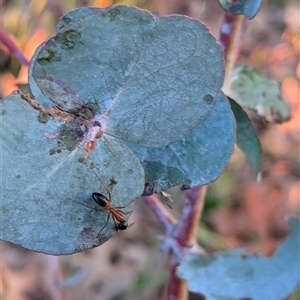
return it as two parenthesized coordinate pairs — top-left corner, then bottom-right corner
(0, 29), (30, 66)
(142, 194), (177, 235)
(166, 186), (206, 300)
(47, 255), (62, 300)
(218, 13), (247, 82)
(173, 186), (206, 247)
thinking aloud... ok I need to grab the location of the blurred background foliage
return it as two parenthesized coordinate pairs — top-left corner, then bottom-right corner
(1, 0), (299, 299)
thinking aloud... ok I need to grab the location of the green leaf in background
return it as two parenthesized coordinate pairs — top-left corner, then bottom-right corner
(177, 217), (300, 300)
(124, 92), (235, 191)
(29, 5), (225, 148)
(228, 97), (261, 173)
(218, 0), (262, 19)
(225, 65), (291, 123)
(1, 92), (144, 255)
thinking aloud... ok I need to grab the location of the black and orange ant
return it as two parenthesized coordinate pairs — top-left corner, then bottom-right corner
(70, 170), (132, 233)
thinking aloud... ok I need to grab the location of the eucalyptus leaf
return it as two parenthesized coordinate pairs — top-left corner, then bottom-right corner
(228, 97), (261, 173)
(225, 65), (291, 123)
(177, 218), (300, 300)
(124, 92), (235, 191)
(29, 5), (224, 148)
(218, 0), (262, 19)
(1, 92), (144, 255)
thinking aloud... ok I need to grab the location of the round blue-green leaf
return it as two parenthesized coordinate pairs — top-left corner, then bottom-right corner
(29, 5), (225, 148)
(218, 0), (262, 19)
(124, 92), (235, 191)
(1, 92), (144, 255)
(177, 218), (300, 300)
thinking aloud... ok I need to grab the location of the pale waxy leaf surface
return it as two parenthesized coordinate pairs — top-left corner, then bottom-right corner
(30, 5), (224, 148)
(177, 218), (300, 300)
(1, 92), (144, 255)
(225, 65), (291, 123)
(124, 92), (235, 191)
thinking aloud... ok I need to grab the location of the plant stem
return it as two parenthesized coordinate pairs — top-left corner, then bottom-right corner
(47, 255), (62, 300)
(143, 186), (206, 300)
(218, 13), (247, 82)
(167, 262), (188, 300)
(173, 186), (206, 247)
(142, 194), (177, 234)
(0, 29), (30, 66)
(166, 185), (206, 300)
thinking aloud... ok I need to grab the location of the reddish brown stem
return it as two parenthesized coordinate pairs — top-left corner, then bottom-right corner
(47, 255), (62, 300)
(218, 13), (247, 79)
(166, 186), (206, 299)
(142, 194), (177, 234)
(173, 186), (206, 247)
(0, 29), (30, 66)
(167, 262), (188, 300)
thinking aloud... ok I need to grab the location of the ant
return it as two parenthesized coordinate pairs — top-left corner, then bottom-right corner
(70, 170), (131, 234)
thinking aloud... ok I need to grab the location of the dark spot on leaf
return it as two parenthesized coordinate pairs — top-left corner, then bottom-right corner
(78, 157), (86, 164)
(1, 109), (7, 115)
(107, 7), (120, 21)
(38, 112), (50, 123)
(57, 30), (81, 50)
(37, 49), (57, 65)
(203, 94), (214, 104)
(49, 149), (56, 155)
(16, 174), (21, 179)
(57, 17), (72, 31)
(49, 148), (63, 156)
(127, 169), (133, 175)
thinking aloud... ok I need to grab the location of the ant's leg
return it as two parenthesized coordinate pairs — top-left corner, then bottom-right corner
(67, 198), (108, 212)
(115, 209), (132, 216)
(114, 198), (136, 211)
(66, 198), (98, 212)
(91, 169), (112, 200)
(97, 212), (111, 234)
(111, 215), (120, 231)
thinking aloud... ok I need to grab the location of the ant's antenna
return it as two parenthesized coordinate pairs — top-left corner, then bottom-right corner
(90, 168), (111, 195)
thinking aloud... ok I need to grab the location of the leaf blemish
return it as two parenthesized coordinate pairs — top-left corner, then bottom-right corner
(38, 112), (50, 123)
(58, 30), (81, 50)
(37, 49), (57, 65)
(203, 94), (214, 104)
(107, 8), (120, 21)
